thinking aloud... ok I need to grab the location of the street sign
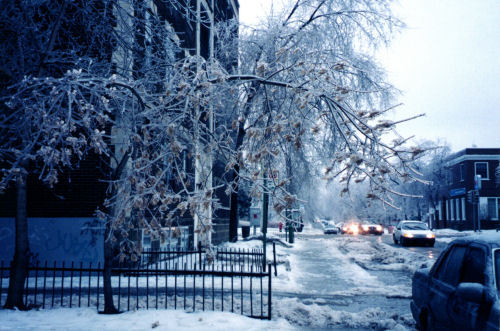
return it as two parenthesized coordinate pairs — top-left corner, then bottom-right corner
(249, 207), (261, 227)
(450, 187), (466, 197)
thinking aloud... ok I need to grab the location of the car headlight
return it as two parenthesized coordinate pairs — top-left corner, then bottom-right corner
(375, 225), (382, 231)
(426, 233), (435, 238)
(362, 225), (369, 230)
(403, 233), (414, 238)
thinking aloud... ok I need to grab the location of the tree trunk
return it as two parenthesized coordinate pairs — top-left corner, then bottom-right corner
(101, 152), (130, 313)
(102, 222), (119, 314)
(228, 162), (240, 242)
(4, 172), (29, 310)
(228, 116), (247, 242)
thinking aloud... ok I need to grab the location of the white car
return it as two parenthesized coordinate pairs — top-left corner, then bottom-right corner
(323, 224), (339, 234)
(393, 221), (435, 247)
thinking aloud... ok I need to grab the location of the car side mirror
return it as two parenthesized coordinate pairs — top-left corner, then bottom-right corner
(456, 282), (485, 304)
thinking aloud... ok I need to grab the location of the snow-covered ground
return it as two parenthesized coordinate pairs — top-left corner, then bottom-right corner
(0, 308), (294, 330)
(1, 227), (498, 330)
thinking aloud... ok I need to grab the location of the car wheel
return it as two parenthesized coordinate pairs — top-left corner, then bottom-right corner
(420, 309), (435, 331)
(400, 237), (406, 246)
(393, 235), (398, 244)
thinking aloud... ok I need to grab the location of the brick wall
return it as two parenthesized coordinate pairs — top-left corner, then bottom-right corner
(0, 155), (108, 218)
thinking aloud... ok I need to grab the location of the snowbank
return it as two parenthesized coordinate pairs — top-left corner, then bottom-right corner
(435, 228), (500, 244)
(0, 308), (295, 331)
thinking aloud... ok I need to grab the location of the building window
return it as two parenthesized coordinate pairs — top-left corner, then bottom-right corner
(475, 162), (489, 180)
(459, 164), (464, 182)
(498, 198), (500, 221)
(461, 198), (465, 221)
(487, 198), (498, 220)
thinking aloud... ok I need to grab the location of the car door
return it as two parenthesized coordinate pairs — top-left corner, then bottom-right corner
(428, 244), (467, 329)
(394, 223), (402, 241)
(449, 245), (488, 331)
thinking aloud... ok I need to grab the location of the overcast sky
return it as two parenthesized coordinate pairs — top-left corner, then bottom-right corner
(239, 0), (500, 152)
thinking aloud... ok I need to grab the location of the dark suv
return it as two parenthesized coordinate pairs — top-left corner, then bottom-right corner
(411, 234), (500, 330)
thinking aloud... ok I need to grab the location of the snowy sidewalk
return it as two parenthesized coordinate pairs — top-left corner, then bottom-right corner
(2, 227), (496, 330)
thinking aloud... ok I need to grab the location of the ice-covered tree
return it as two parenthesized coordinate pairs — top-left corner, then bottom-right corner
(0, 0), (218, 312)
(218, 0), (428, 237)
(0, 0), (117, 310)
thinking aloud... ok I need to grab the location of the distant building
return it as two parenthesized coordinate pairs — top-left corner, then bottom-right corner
(432, 148), (500, 230)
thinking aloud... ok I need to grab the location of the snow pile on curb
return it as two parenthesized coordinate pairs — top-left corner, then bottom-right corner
(274, 297), (414, 330)
(338, 236), (433, 274)
(435, 228), (499, 244)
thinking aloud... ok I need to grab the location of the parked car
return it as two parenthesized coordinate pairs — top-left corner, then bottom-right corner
(411, 233), (500, 330)
(360, 222), (383, 235)
(393, 220), (435, 247)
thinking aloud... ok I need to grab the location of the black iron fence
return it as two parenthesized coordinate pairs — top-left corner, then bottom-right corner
(0, 248), (273, 319)
(140, 247), (270, 273)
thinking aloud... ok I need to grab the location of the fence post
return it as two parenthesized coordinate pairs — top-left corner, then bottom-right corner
(268, 263), (272, 320)
(273, 242), (277, 277)
(199, 245), (202, 266)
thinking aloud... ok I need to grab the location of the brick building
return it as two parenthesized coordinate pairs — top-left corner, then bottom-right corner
(0, 0), (239, 256)
(431, 148), (500, 230)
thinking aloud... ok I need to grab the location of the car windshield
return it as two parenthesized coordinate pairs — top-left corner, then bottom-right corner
(495, 249), (499, 292)
(402, 222), (428, 230)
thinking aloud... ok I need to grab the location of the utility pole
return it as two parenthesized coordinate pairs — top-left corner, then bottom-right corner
(261, 167), (269, 272)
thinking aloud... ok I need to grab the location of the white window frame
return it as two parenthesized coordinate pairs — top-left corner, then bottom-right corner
(487, 198), (498, 220)
(475, 162), (489, 180)
(498, 198), (500, 222)
(461, 198), (466, 221)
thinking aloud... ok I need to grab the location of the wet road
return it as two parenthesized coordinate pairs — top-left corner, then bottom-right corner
(272, 232), (439, 329)
(378, 233), (446, 260)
